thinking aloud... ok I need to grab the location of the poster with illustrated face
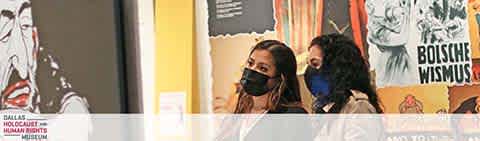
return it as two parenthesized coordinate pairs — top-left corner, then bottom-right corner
(363, 0), (480, 138)
(365, 0), (474, 115)
(0, 0), (42, 112)
(366, 0), (417, 87)
(367, 0), (472, 88)
(0, 0), (127, 114)
(414, 0), (471, 85)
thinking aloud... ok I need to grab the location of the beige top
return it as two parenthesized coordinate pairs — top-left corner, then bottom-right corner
(315, 90), (382, 141)
(323, 90), (377, 114)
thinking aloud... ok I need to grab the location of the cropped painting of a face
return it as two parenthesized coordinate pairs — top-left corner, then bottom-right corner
(0, 0), (39, 112)
(0, 0), (89, 114)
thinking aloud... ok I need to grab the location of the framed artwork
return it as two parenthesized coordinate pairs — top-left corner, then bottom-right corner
(0, 0), (133, 113)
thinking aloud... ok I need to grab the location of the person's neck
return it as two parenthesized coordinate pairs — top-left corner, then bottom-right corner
(251, 93), (269, 113)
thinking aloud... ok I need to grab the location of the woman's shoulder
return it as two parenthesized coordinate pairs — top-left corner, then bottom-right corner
(341, 90), (377, 113)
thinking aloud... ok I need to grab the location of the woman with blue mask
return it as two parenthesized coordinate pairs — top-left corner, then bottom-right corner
(305, 37), (329, 96)
(312, 34), (383, 141)
(312, 33), (383, 114)
(303, 35), (332, 112)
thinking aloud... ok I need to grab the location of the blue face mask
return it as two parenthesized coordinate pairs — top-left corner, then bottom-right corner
(304, 66), (329, 97)
(308, 75), (329, 97)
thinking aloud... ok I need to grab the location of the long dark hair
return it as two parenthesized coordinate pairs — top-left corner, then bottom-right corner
(316, 34), (383, 113)
(235, 40), (302, 113)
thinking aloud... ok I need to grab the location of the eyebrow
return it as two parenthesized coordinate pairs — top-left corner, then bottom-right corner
(248, 57), (272, 68)
(18, 2), (31, 16)
(1, 10), (14, 20)
(258, 62), (271, 68)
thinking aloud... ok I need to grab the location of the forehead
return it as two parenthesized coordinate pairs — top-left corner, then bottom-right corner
(309, 45), (323, 54)
(250, 49), (274, 63)
(0, 0), (29, 11)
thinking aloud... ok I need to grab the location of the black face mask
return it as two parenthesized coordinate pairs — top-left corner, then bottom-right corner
(240, 68), (275, 96)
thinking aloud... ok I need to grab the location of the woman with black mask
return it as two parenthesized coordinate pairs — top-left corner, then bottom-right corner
(235, 40), (306, 114)
(216, 40), (312, 141)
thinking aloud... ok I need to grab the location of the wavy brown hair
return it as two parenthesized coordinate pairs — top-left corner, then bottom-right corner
(234, 40), (302, 113)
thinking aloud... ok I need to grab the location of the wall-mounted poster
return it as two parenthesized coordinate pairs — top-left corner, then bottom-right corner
(198, 0), (480, 137)
(201, 0), (479, 117)
(365, 0), (473, 114)
(367, 0), (471, 87)
(0, 0), (127, 114)
(204, 0), (371, 113)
